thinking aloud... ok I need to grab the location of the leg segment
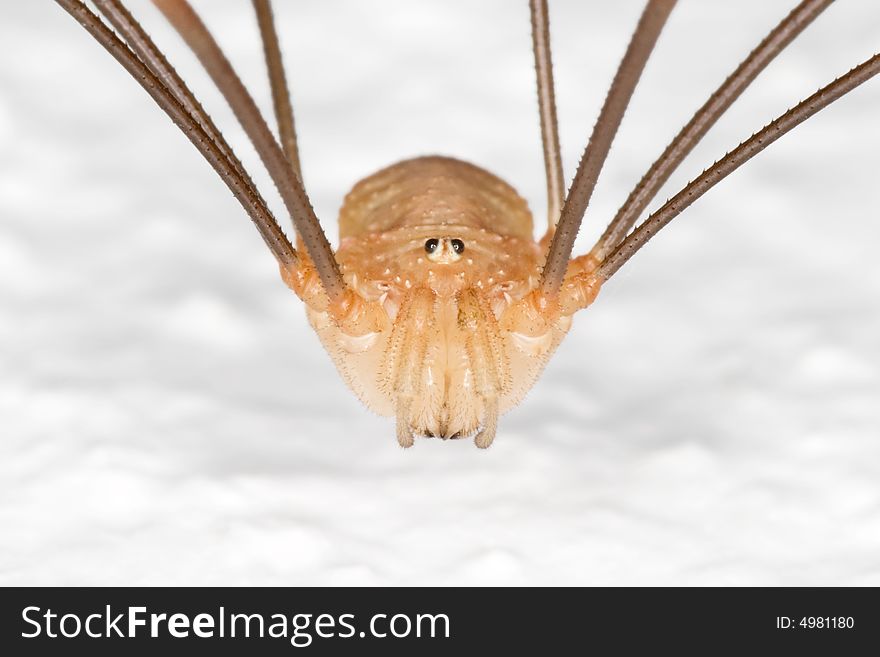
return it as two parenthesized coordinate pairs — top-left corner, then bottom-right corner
(252, 0), (303, 180)
(529, 0), (565, 237)
(539, 0), (676, 295)
(152, 0), (345, 301)
(597, 53), (880, 282)
(589, 0), (833, 263)
(92, 0), (244, 184)
(56, 0), (297, 267)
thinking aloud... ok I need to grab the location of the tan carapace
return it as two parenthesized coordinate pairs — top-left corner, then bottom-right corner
(284, 156), (600, 447)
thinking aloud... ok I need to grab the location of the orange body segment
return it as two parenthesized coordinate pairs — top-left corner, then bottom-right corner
(291, 156), (594, 446)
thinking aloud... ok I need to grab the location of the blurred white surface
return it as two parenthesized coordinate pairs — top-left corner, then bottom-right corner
(1, 1), (878, 585)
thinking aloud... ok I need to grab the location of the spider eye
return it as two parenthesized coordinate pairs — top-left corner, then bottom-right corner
(424, 238), (440, 253)
(450, 239), (465, 254)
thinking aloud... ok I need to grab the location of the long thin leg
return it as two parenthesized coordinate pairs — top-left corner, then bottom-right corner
(91, 0), (248, 191)
(252, 0), (303, 180)
(152, 0), (345, 302)
(529, 0), (564, 236)
(55, 0), (297, 267)
(540, 0), (676, 295)
(589, 0), (833, 263)
(596, 53), (880, 283)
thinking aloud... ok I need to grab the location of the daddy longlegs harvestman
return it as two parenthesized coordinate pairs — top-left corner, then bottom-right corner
(54, 0), (878, 447)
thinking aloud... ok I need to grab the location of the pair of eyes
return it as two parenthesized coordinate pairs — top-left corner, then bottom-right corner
(424, 238), (465, 254)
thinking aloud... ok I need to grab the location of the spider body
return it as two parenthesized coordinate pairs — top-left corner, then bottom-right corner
(300, 156), (574, 446)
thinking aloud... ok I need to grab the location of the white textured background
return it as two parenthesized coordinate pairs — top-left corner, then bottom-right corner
(1, 1), (878, 585)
